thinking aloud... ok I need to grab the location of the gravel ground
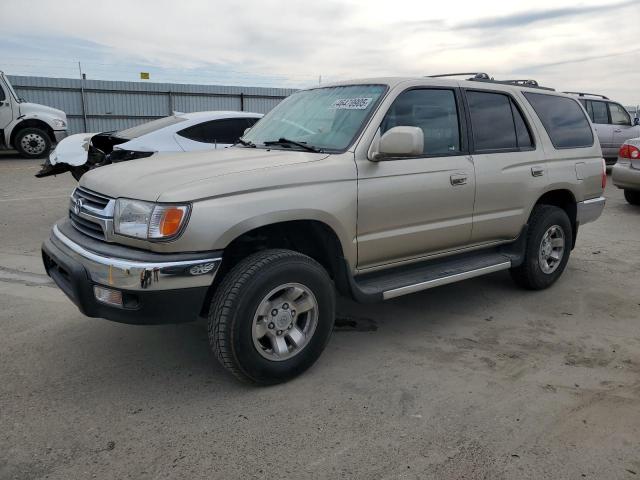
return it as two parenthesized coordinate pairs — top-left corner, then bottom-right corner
(1, 154), (639, 480)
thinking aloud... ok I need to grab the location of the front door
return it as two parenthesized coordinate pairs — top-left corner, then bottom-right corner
(0, 77), (13, 132)
(356, 87), (475, 269)
(609, 102), (640, 150)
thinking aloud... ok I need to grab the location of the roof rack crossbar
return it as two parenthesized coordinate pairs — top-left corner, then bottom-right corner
(427, 72), (555, 91)
(562, 91), (609, 100)
(428, 72), (492, 80)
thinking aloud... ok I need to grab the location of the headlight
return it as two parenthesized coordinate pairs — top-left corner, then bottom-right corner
(52, 118), (66, 128)
(114, 199), (190, 240)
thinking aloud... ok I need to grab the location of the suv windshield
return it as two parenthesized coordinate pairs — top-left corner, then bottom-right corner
(243, 85), (387, 152)
(115, 115), (187, 140)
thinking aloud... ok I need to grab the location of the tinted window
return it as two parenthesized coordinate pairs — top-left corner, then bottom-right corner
(467, 91), (529, 151)
(523, 93), (594, 149)
(178, 118), (254, 144)
(590, 101), (609, 124)
(0, 86), (5, 102)
(381, 89), (460, 155)
(609, 103), (631, 125)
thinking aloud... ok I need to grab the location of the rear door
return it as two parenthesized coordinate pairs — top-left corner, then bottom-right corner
(609, 102), (640, 150)
(356, 87), (475, 268)
(582, 100), (614, 157)
(464, 89), (547, 243)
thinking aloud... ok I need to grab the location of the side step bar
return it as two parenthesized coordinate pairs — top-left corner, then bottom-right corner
(382, 261), (510, 299)
(343, 244), (524, 303)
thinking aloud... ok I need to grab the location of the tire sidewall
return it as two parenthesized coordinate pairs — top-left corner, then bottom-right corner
(227, 257), (335, 383)
(525, 208), (572, 288)
(16, 128), (51, 159)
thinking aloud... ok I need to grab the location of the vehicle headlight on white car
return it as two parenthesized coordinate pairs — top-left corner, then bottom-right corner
(114, 199), (190, 240)
(52, 118), (66, 128)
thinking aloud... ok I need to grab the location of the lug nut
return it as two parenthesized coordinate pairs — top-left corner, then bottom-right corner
(277, 330), (283, 335)
(287, 324), (293, 329)
(291, 310), (296, 317)
(282, 303), (289, 310)
(268, 322), (275, 329)
(271, 309), (278, 316)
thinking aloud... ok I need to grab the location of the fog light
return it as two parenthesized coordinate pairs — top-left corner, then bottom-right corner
(94, 286), (123, 307)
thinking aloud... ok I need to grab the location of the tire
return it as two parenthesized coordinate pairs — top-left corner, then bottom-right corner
(624, 189), (640, 206)
(510, 205), (572, 290)
(208, 249), (335, 385)
(15, 128), (51, 159)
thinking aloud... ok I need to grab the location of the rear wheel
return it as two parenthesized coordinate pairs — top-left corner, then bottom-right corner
(510, 205), (572, 290)
(624, 189), (640, 205)
(15, 128), (51, 159)
(208, 249), (335, 384)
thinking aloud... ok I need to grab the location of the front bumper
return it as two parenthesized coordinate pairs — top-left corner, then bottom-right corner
(612, 163), (640, 191)
(576, 196), (606, 225)
(53, 130), (67, 143)
(42, 224), (222, 324)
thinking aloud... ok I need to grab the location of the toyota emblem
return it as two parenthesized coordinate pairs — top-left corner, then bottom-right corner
(72, 197), (84, 215)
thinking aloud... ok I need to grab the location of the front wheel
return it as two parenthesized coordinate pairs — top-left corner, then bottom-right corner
(624, 189), (640, 205)
(15, 128), (51, 159)
(510, 205), (572, 290)
(208, 249), (335, 384)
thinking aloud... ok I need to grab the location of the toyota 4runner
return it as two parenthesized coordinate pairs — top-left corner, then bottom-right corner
(42, 74), (606, 384)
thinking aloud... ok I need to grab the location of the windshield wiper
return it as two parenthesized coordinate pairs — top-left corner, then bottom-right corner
(236, 138), (256, 148)
(263, 137), (322, 153)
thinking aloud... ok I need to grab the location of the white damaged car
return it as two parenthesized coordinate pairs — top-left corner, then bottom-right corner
(36, 110), (262, 180)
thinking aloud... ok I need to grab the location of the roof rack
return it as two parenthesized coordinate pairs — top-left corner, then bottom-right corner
(427, 72), (555, 91)
(562, 91), (609, 100)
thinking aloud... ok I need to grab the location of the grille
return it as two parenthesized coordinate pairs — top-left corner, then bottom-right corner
(74, 187), (110, 210)
(69, 187), (113, 241)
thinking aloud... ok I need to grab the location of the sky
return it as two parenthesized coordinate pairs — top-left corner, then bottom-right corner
(1, 0), (639, 104)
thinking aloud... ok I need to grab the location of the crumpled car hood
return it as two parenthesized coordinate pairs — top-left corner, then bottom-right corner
(80, 147), (329, 202)
(49, 132), (97, 166)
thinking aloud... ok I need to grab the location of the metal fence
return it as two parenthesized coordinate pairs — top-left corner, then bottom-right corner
(8, 75), (297, 135)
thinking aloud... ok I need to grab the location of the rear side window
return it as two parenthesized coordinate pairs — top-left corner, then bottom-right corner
(609, 103), (631, 126)
(466, 91), (533, 151)
(178, 118), (255, 144)
(583, 100), (608, 124)
(523, 93), (594, 149)
(380, 88), (461, 155)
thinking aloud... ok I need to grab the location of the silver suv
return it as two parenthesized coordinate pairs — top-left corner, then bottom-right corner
(565, 92), (640, 164)
(42, 73), (606, 384)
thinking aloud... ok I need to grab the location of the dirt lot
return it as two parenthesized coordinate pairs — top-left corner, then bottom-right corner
(1, 153), (639, 480)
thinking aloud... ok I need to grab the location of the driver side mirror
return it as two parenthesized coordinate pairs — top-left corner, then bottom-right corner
(370, 126), (424, 161)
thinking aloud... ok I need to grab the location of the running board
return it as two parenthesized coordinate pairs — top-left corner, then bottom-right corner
(382, 261), (510, 299)
(348, 249), (514, 303)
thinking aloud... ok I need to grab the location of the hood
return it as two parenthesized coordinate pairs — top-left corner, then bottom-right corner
(19, 102), (66, 120)
(80, 147), (330, 202)
(49, 132), (97, 166)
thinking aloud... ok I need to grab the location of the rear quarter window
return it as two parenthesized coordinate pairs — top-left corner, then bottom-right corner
(523, 92), (594, 149)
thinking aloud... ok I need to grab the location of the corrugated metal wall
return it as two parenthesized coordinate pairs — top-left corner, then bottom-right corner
(8, 75), (297, 134)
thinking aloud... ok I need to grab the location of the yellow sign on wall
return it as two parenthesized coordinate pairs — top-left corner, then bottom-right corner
(140, 72), (150, 80)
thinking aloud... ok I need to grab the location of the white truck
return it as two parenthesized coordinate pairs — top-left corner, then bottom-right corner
(0, 71), (68, 158)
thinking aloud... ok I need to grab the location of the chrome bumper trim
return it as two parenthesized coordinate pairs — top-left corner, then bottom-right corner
(52, 225), (221, 291)
(576, 196), (606, 225)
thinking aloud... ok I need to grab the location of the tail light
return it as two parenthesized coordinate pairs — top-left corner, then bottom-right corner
(601, 158), (607, 190)
(619, 144), (640, 159)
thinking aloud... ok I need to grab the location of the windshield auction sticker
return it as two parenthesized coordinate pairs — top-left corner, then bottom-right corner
(330, 98), (373, 110)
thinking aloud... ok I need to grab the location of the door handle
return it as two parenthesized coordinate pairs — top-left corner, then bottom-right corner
(450, 174), (467, 186)
(531, 166), (545, 177)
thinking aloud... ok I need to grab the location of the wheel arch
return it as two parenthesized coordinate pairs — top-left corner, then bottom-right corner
(532, 188), (578, 248)
(200, 218), (352, 317)
(9, 118), (55, 148)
